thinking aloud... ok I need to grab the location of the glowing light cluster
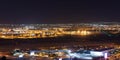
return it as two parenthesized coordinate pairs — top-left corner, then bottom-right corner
(80, 31), (91, 36)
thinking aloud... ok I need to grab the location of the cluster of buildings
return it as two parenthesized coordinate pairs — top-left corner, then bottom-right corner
(9, 46), (118, 60)
(0, 23), (119, 39)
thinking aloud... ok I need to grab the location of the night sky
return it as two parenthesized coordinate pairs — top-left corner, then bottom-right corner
(0, 0), (120, 24)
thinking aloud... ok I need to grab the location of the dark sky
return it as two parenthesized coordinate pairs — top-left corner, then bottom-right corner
(0, 0), (120, 24)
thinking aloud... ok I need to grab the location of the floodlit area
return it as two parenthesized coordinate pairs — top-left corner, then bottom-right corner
(6, 47), (116, 60)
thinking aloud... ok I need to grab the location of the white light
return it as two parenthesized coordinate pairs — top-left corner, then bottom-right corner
(81, 56), (92, 60)
(59, 58), (62, 60)
(90, 51), (103, 57)
(67, 50), (72, 53)
(19, 54), (23, 58)
(104, 53), (108, 59)
(30, 51), (35, 56)
(69, 53), (80, 58)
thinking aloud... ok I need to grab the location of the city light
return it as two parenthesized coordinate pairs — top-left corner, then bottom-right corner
(80, 31), (91, 36)
(0, 23), (120, 60)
